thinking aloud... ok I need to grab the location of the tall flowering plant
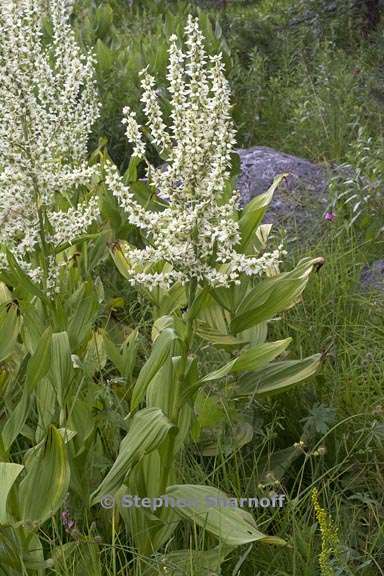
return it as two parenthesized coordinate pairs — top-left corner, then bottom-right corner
(91, 16), (324, 573)
(0, 0), (100, 291)
(0, 3), (107, 571)
(106, 16), (283, 288)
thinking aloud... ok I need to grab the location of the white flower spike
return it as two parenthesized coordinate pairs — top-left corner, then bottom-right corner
(107, 16), (284, 289)
(0, 0), (100, 284)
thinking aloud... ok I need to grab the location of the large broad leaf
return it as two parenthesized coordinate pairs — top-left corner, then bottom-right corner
(200, 359), (238, 383)
(232, 339), (291, 373)
(91, 408), (175, 505)
(210, 282), (249, 316)
(4, 250), (49, 304)
(0, 304), (21, 364)
(237, 354), (322, 397)
(68, 399), (96, 460)
(25, 327), (52, 392)
(19, 300), (46, 355)
(121, 329), (139, 382)
(239, 174), (286, 251)
(2, 391), (31, 451)
(19, 426), (70, 524)
(83, 331), (107, 376)
(146, 357), (176, 414)
(158, 282), (186, 316)
(166, 484), (285, 547)
(231, 257), (324, 334)
(0, 282), (12, 305)
(110, 243), (132, 281)
(131, 328), (179, 410)
(35, 376), (57, 442)
(198, 420), (254, 457)
(195, 320), (244, 348)
(66, 281), (99, 349)
(0, 526), (25, 571)
(0, 463), (24, 524)
(199, 340), (290, 383)
(49, 332), (73, 408)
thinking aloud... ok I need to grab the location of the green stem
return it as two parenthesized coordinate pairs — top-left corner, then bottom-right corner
(159, 278), (197, 494)
(20, 118), (50, 287)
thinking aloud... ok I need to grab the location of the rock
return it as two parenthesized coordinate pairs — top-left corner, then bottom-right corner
(360, 260), (384, 292)
(236, 146), (332, 233)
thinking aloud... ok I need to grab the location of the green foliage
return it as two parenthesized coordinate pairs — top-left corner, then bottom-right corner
(329, 125), (384, 238)
(0, 1), (383, 574)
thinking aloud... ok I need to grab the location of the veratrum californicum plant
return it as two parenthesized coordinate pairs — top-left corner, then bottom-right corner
(0, 0), (100, 286)
(106, 16), (284, 289)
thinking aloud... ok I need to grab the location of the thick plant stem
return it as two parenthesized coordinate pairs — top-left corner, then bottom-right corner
(21, 117), (50, 287)
(159, 278), (197, 494)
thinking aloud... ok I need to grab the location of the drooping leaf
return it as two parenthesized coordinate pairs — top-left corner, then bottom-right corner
(2, 391), (31, 451)
(166, 484), (286, 546)
(237, 354), (322, 397)
(19, 425), (70, 524)
(200, 358), (237, 383)
(5, 249), (49, 304)
(231, 258), (324, 334)
(232, 339), (291, 373)
(0, 463), (24, 524)
(0, 304), (21, 364)
(25, 327), (52, 392)
(66, 281), (99, 349)
(49, 332), (73, 409)
(91, 408), (175, 505)
(239, 174), (286, 251)
(0, 282), (12, 305)
(131, 328), (179, 410)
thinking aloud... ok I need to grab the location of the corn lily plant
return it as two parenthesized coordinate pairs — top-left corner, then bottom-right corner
(0, 5), (323, 575)
(90, 16), (324, 574)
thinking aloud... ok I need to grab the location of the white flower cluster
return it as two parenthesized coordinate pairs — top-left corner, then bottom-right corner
(0, 0), (100, 282)
(107, 16), (284, 289)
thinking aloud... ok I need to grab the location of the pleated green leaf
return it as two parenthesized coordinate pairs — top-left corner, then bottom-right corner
(2, 391), (31, 451)
(0, 463), (24, 524)
(25, 327), (52, 392)
(200, 359), (238, 383)
(239, 174), (286, 250)
(0, 304), (21, 364)
(237, 354), (322, 397)
(131, 328), (179, 410)
(231, 258), (324, 334)
(19, 425), (70, 524)
(166, 484), (286, 547)
(232, 339), (291, 373)
(91, 408), (175, 505)
(49, 332), (73, 408)
(5, 249), (49, 304)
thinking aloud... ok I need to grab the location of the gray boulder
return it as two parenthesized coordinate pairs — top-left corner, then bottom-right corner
(360, 260), (384, 292)
(236, 146), (333, 234)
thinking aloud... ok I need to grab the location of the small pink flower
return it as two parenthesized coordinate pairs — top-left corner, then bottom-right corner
(324, 211), (336, 222)
(61, 510), (76, 532)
